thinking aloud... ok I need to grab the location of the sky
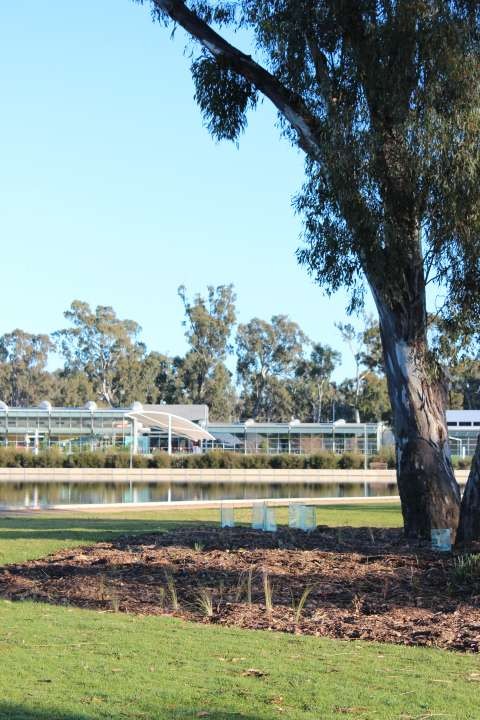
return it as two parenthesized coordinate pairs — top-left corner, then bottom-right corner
(0, 0), (375, 380)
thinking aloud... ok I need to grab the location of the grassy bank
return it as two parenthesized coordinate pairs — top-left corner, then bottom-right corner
(1, 599), (479, 720)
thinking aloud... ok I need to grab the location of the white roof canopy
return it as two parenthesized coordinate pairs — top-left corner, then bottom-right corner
(126, 410), (214, 443)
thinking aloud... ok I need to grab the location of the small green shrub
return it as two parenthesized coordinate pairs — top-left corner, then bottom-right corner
(307, 452), (338, 469)
(148, 452), (172, 468)
(31, 448), (64, 468)
(337, 452), (364, 469)
(103, 453), (130, 469)
(368, 447), (396, 469)
(451, 553), (480, 586)
(269, 454), (306, 469)
(241, 454), (270, 469)
(0, 446), (395, 470)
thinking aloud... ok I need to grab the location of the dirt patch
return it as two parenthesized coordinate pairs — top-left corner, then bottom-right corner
(1, 525), (479, 652)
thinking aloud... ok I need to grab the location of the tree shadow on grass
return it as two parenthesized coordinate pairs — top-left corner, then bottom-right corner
(0, 517), (218, 545)
(0, 703), (256, 720)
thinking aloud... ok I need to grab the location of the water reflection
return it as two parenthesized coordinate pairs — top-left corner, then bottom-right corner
(0, 482), (399, 508)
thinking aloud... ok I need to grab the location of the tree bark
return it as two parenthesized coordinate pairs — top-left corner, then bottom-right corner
(457, 437), (480, 544)
(375, 296), (461, 538)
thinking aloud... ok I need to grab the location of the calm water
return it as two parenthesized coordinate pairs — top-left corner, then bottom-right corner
(0, 481), (399, 507)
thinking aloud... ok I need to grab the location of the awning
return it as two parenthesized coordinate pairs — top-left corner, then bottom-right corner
(212, 432), (241, 446)
(126, 410), (214, 443)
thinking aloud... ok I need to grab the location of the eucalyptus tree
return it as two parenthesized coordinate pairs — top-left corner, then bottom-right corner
(0, 330), (53, 406)
(50, 370), (96, 407)
(53, 301), (145, 406)
(236, 315), (307, 420)
(136, 0), (480, 538)
(177, 284), (237, 417)
(294, 343), (341, 422)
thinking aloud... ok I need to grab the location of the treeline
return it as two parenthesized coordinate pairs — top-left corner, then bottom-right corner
(0, 286), (478, 422)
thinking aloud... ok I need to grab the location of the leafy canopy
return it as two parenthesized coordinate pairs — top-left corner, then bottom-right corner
(139, 0), (480, 332)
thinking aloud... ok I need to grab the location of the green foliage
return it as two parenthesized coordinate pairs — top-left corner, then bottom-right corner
(0, 330), (53, 407)
(269, 453), (306, 469)
(53, 301), (145, 406)
(191, 52), (258, 141)
(236, 315), (308, 420)
(451, 553), (480, 586)
(337, 452), (365, 470)
(0, 448), (397, 470)
(369, 447), (396, 470)
(148, 451), (172, 468)
(50, 370), (95, 407)
(308, 451), (339, 469)
(145, 0), (480, 331)
(293, 343), (341, 422)
(176, 284), (237, 420)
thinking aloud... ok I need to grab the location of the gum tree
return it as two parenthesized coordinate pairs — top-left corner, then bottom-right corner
(236, 315), (307, 420)
(54, 301), (145, 406)
(136, 0), (480, 538)
(177, 284), (237, 419)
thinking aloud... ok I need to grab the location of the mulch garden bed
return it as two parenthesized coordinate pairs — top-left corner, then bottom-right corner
(1, 525), (479, 652)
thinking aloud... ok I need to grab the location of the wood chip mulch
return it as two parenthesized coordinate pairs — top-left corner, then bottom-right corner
(1, 525), (479, 652)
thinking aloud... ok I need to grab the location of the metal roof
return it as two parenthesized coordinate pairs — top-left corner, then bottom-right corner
(127, 409), (214, 443)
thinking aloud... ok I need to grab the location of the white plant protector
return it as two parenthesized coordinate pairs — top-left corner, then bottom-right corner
(220, 504), (235, 528)
(431, 528), (452, 552)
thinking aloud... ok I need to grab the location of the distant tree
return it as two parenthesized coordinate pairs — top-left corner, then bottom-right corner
(293, 343), (341, 422)
(53, 301), (144, 406)
(361, 321), (384, 375)
(336, 314), (391, 422)
(450, 359), (480, 410)
(138, 1), (480, 539)
(50, 370), (96, 407)
(0, 330), (53, 406)
(177, 284), (237, 418)
(338, 371), (391, 423)
(236, 315), (307, 420)
(111, 350), (174, 406)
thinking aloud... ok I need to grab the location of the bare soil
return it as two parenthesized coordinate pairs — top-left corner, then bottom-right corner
(1, 525), (479, 652)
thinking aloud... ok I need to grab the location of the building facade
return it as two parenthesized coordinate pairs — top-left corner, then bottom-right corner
(0, 400), (478, 457)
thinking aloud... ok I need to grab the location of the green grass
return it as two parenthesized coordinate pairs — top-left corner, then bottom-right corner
(1, 503), (478, 720)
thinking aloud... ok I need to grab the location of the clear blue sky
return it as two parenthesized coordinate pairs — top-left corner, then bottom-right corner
(0, 0), (374, 379)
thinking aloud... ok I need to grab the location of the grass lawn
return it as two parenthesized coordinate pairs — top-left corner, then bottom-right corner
(0, 503), (479, 720)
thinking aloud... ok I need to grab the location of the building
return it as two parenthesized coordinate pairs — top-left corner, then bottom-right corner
(0, 400), (478, 457)
(0, 401), (212, 454)
(206, 420), (385, 456)
(446, 410), (480, 457)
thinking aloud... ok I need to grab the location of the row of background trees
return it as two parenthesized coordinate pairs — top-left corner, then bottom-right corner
(1, 285), (479, 423)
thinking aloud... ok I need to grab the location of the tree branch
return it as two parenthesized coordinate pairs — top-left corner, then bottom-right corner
(153, 0), (322, 159)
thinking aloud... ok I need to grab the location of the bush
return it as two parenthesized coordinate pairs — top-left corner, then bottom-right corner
(307, 452), (338, 469)
(269, 454), (306, 469)
(452, 553), (480, 587)
(66, 451), (105, 468)
(32, 448), (65, 468)
(337, 452), (365, 469)
(368, 447), (396, 469)
(148, 452), (172, 468)
(0, 447), (394, 470)
(240, 454), (271, 469)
